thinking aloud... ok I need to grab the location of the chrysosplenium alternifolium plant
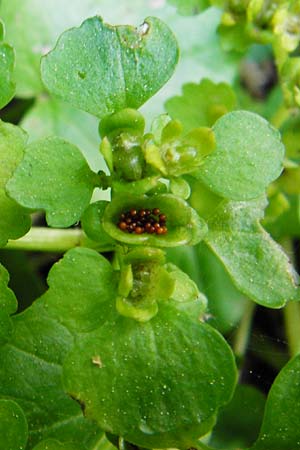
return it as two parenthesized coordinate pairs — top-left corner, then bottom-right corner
(1, 8), (300, 450)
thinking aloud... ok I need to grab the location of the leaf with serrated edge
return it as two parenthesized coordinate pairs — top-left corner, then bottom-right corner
(0, 248), (114, 448)
(205, 197), (299, 307)
(250, 354), (300, 450)
(0, 120), (31, 247)
(41, 16), (179, 118)
(0, 399), (28, 450)
(199, 111), (285, 200)
(7, 136), (97, 227)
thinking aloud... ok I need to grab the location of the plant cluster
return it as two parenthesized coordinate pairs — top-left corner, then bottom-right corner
(1, 1), (300, 450)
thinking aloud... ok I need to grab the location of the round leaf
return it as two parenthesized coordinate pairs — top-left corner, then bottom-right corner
(41, 16), (179, 118)
(199, 111), (285, 200)
(63, 303), (237, 448)
(7, 136), (97, 227)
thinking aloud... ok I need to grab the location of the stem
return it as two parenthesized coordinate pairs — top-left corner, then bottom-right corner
(233, 300), (255, 363)
(284, 301), (300, 357)
(281, 238), (300, 357)
(6, 227), (114, 253)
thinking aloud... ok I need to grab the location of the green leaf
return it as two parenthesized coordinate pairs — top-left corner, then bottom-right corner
(43, 248), (117, 333)
(205, 197), (299, 307)
(63, 302), (237, 448)
(102, 193), (208, 247)
(166, 244), (248, 333)
(32, 441), (77, 450)
(0, 0), (117, 97)
(0, 42), (15, 109)
(41, 16), (179, 118)
(165, 79), (237, 132)
(0, 120), (31, 247)
(0, 399), (28, 450)
(0, 250), (111, 448)
(168, 0), (211, 15)
(7, 136), (98, 227)
(199, 111), (285, 200)
(251, 354), (300, 450)
(0, 262), (17, 346)
(209, 384), (266, 449)
(20, 96), (104, 172)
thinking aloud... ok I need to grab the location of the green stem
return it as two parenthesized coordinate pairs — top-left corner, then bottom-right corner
(6, 227), (114, 253)
(284, 301), (300, 357)
(233, 300), (255, 363)
(281, 238), (300, 357)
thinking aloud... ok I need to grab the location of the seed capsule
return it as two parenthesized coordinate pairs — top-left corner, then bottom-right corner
(117, 207), (168, 235)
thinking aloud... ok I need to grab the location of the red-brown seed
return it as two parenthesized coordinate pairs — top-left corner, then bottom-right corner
(154, 223), (161, 230)
(139, 209), (146, 217)
(160, 226), (168, 234)
(126, 217), (132, 224)
(118, 221), (127, 230)
(152, 208), (160, 215)
(135, 226), (143, 234)
(159, 214), (166, 222)
(130, 208), (137, 216)
(156, 227), (164, 234)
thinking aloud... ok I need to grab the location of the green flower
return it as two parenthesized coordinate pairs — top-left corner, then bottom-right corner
(144, 118), (215, 177)
(102, 193), (207, 247)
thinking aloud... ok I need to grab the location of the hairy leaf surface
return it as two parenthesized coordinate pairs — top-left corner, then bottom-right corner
(41, 16), (179, 118)
(7, 136), (97, 227)
(199, 111), (285, 200)
(205, 198), (299, 307)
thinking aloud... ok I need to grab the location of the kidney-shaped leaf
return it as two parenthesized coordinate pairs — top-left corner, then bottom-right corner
(0, 120), (31, 247)
(199, 111), (285, 200)
(0, 399), (28, 450)
(250, 354), (300, 450)
(41, 16), (179, 118)
(205, 197), (299, 307)
(7, 136), (98, 227)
